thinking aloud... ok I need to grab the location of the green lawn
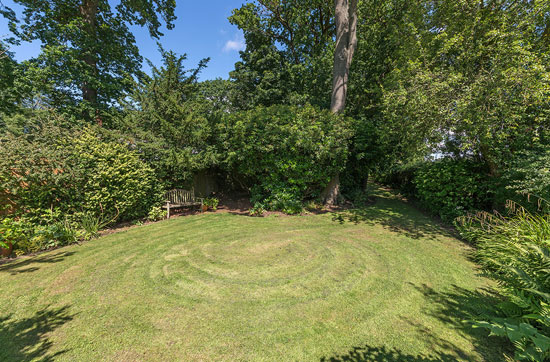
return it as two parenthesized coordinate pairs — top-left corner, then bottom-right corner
(0, 189), (510, 361)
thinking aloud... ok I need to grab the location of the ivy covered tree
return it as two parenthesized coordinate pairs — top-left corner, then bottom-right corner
(2, 0), (176, 123)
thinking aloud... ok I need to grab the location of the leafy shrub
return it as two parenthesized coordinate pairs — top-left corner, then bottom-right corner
(0, 218), (28, 251)
(19, 220), (80, 253)
(413, 158), (491, 221)
(0, 121), (162, 222)
(249, 203), (266, 217)
(254, 186), (303, 214)
(506, 147), (550, 201)
(147, 206), (167, 221)
(0, 120), (81, 218)
(0, 117), (164, 255)
(1, 216), (80, 255)
(203, 197), (219, 211)
(456, 201), (550, 361)
(219, 104), (352, 213)
(72, 129), (163, 221)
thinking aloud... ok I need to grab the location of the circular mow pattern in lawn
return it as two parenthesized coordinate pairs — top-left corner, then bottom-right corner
(0, 192), (512, 361)
(152, 227), (387, 304)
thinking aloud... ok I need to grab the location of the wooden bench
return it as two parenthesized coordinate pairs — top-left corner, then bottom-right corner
(163, 188), (204, 218)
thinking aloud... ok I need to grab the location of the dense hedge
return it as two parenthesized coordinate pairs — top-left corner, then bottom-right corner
(380, 158), (492, 221)
(0, 119), (162, 253)
(0, 122), (79, 217)
(413, 159), (493, 221)
(218, 104), (353, 213)
(72, 129), (162, 220)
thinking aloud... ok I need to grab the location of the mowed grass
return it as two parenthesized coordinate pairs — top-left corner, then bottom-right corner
(0, 189), (510, 361)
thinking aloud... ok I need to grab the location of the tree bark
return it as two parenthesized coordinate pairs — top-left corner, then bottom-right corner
(322, 0), (358, 206)
(330, 0), (357, 114)
(79, 0), (98, 107)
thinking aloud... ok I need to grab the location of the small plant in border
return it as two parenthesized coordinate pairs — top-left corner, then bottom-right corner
(0, 218), (27, 256)
(249, 203), (265, 217)
(203, 197), (219, 211)
(147, 206), (167, 221)
(78, 206), (119, 240)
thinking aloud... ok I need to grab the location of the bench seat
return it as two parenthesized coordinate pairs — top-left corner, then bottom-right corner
(162, 188), (203, 218)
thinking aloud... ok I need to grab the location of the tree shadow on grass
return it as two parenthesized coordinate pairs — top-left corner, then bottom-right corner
(322, 284), (512, 361)
(0, 251), (74, 275)
(408, 283), (512, 360)
(0, 305), (74, 361)
(0, 251), (75, 275)
(331, 189), (454, 240)
(321, 345), (460, 361)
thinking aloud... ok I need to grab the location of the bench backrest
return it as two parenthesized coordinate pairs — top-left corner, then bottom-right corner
(166, 188), (196, 205)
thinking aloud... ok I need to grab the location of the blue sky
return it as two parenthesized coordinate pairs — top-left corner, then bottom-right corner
(0, 0), (248, 80)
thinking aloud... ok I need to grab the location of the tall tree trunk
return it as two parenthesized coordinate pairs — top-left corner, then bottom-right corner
(80, 0), (98, 110)
(330, 0), (357, 114)
(322, 0), (358, 206)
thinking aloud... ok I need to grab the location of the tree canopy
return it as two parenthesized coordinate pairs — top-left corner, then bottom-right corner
(3, 0), (176, 122)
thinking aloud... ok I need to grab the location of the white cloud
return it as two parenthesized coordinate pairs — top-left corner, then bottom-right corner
(223, 35), (245, 52)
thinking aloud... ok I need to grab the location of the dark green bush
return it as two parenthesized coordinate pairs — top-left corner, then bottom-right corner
(0, 120), (81, 217)
(0, 123), (161, 222)
(379, 158), (493, 221)
(71, 129), (162, 221)
(413, 159), (492, 221)
(506, 147), (550, 201)
(219, 104), (352, 212)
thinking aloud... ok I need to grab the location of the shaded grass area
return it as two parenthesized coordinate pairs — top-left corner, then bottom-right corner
(0, 188), (511, 361)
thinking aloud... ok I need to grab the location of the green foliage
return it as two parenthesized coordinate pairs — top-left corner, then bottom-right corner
(0, 115), (161, 236)
(413, 159), (492, 221)
(1, 215), (81, 255)
(381, 158), (493, 221)
(253, 186), (303, 215)
(203, 198), (219, 211)
(507, 147), (550, 201)
(0, 41), (20, 118)
(77, 210), (118, 240)
(3, 0), (176, 120)
(228, 1), (334, 110)
(249, 203), (266, 217)
(119, 46), (218, 188)
(378, 0), (550, 174)
(0, 115), (163, 252)
(147, 206), (167, 222)
(219, 104), (352, 212)
(0, 218), (27, 250)
(456, 200), (550, 361)
(0, 115), (82, 217)
(71, 129), (162, 221)
(378, 160), (424, 198)
(19, 219), (79, 253)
